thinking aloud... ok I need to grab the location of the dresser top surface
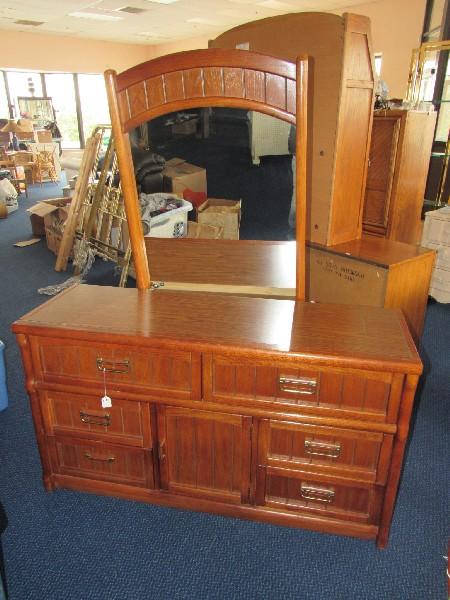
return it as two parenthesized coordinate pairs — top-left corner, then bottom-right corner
(13, 284), (421, 373)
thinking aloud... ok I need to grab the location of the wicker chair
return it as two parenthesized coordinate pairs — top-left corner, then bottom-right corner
(34, 149), (57, 185)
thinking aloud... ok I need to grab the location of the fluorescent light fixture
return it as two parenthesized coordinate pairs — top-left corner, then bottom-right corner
(137, 31), (170, 38)
(69, 11), (123, 21)
(142, 0), (180, 4)
(186, 17), (219, 25)
(256, 0), (296, 8)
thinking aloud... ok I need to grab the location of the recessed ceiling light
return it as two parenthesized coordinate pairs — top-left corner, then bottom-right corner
(69, 11), (123, 21)
(116, 6), (147, 14)
(14, 19), (44, 26)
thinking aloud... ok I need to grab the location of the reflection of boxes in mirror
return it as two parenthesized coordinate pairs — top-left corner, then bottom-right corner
(197, 198), (241, 239)
(163, 158), (207, 198)
(187, 222), (223, 239)
(144, 199), (193, 238)
(0, 340), (8, 411)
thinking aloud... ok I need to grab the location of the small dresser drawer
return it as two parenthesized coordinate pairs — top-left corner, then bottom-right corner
(258, 419), (393, 484)
(30, 337), (200, 400)
(204, 354), (396, 420)
(256, 466), (382, 525)
(40, 390), (152, 448)
(50, 438), (154, 488)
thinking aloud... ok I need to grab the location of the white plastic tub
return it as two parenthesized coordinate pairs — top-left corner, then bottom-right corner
(144, 199), (193, 238)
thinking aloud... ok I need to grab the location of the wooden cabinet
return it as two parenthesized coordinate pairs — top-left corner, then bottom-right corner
(210, 12), (376, 245)
(13, 284), (422, 547)
(306, 236), (435, 343)
(157, 406), (252, 504)
(363, 110), (437, 243)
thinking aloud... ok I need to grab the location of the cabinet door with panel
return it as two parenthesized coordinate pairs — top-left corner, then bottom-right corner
(157, 406), (252, 505)
(363, 115), (400, 234)
(363, 109), (437, 243)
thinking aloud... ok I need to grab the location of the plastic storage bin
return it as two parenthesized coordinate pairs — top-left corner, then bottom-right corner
(0, 340), (8, 411)
(144, 199), (193, 238)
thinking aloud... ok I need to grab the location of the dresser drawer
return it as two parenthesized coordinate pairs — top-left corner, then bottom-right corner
(256, 466), (382, 524)
(30, 337), (200, 400)
(50, 438), (154, 488)
(204, 354), (397, 420)
(40, 390), (152, 448)
(258, 420), (393, 484)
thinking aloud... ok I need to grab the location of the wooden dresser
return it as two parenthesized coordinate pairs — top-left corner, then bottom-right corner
(13, 284), (422, 547)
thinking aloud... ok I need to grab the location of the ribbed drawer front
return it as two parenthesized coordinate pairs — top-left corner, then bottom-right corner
(31, 337), (200, 399)
(256, 466), (382, 525)
(41, 390), (152, 448)
(259, 420), (393, 484)
(204, 354), (395, 419)
(51, 438), (154, 488)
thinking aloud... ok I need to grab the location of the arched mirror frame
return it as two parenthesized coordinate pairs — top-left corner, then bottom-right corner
(104, 48), (308, 299)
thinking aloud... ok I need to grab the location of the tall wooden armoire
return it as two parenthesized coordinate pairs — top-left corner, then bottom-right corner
(210, 12), (376, 246)
(363, 109), (437, 244)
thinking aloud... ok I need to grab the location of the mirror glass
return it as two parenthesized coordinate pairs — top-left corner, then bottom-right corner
(129, 107), (295, 242)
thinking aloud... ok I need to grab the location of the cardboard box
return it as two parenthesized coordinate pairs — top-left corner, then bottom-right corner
(163, 158), (207, 198)
(27, 198), (68, 236)
(36, 130), (53, 143)
(187, 221), (223, 239)
(27, 198), (71, 257)
(172, 118), (199, 136)
(197, 198), (241, 240)
(43, 199), (72, 257)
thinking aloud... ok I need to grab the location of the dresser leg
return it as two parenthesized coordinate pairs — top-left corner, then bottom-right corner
(43, 475), (56, 492)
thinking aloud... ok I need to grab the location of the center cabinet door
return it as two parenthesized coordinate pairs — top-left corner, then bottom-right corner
(157, 406), (252, 505)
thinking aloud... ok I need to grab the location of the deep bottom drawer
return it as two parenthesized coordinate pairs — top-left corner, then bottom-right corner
(50, 438), (154, 489)
(256, 466), (383, 524)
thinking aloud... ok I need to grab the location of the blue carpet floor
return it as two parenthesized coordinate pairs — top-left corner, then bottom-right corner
(0, 182), (449, 599)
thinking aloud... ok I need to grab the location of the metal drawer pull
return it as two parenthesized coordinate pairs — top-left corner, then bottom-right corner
(300, 483), (335, 503)
(96, 358), (130, 374)
(304, 439), (341, 458)
(80, 412), (111, 426)
(84, 452), (116, 463)
(279, 376), (317, 395)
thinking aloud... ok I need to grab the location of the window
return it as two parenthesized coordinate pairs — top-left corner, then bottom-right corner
(0, 75), (8, 118)
(78, 73), (110, 142)
(44, 73), (80, 148)
(0, 68), (111, 149)
(5, 71), (43, 118)
(374, 54), (382, 77)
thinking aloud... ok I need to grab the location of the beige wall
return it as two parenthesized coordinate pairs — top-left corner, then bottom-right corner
(333, 0), (427, 98)
(0, 30), (153, 73)
(0, 30), (210, 74)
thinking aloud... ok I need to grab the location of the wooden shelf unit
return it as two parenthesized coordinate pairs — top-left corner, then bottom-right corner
(363, 109), (437, 243)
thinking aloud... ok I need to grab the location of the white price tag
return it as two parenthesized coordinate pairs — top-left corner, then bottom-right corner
(101, 395), (112, 408)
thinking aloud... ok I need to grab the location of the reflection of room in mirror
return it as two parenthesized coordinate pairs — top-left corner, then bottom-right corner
(129, 107), (295, 242)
